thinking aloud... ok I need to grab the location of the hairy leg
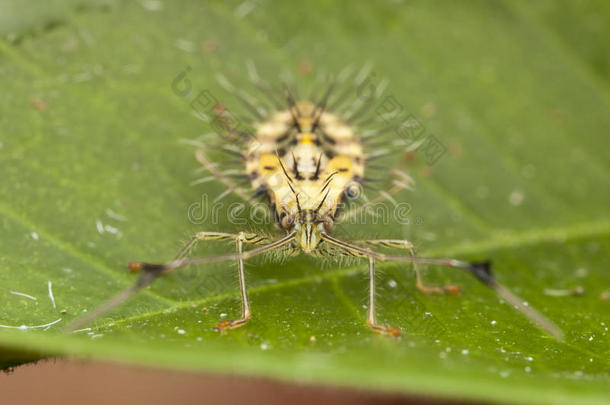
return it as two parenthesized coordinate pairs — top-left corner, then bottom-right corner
(366, 256), (401, 337)
(356, 239), (460, 295)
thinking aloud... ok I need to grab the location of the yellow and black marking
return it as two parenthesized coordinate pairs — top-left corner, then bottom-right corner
(65, 69), (565, 343)
(246, 100), (364, 227)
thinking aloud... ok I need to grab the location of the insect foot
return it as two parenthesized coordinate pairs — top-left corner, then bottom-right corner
(367, 320), (401, 338)
(416, 282), (462, 295)
(215, 314), (252, 333)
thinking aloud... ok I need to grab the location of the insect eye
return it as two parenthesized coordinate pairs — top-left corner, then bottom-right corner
(345, 182), (361, 199)
(281, 215), (294, 229)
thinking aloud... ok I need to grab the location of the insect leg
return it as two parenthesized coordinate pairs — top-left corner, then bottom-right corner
(173, 231), (272, 264)
(65, 232), (296, 332)
(170, 231), (270, 330)
(356, 239), (460, 295)
(320, 233), (564, 340)
(216, 232), (251, 330)
(366, 256), (401, 337)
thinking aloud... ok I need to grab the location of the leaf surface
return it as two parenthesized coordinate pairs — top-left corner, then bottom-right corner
(0, 1), (609, 404)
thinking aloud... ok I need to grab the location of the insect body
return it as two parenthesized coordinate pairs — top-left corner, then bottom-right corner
(247, 100), (361, 253)
(68, 73), (563, 340)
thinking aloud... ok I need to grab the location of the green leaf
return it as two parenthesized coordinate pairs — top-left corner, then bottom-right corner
(1, 1), (609, 404)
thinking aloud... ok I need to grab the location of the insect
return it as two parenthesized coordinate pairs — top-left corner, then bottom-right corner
(68, 66), (563, 340)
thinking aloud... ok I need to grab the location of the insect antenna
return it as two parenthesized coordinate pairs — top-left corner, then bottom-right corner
(295, 192), (302, 212)
(316, 188), (332, 212)
(319, 170), (339, 195)
(276, 152), (294, 183)
(319, 233), (564, 340)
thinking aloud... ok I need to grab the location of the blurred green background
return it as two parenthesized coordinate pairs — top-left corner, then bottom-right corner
(0, 1), (608, 404)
